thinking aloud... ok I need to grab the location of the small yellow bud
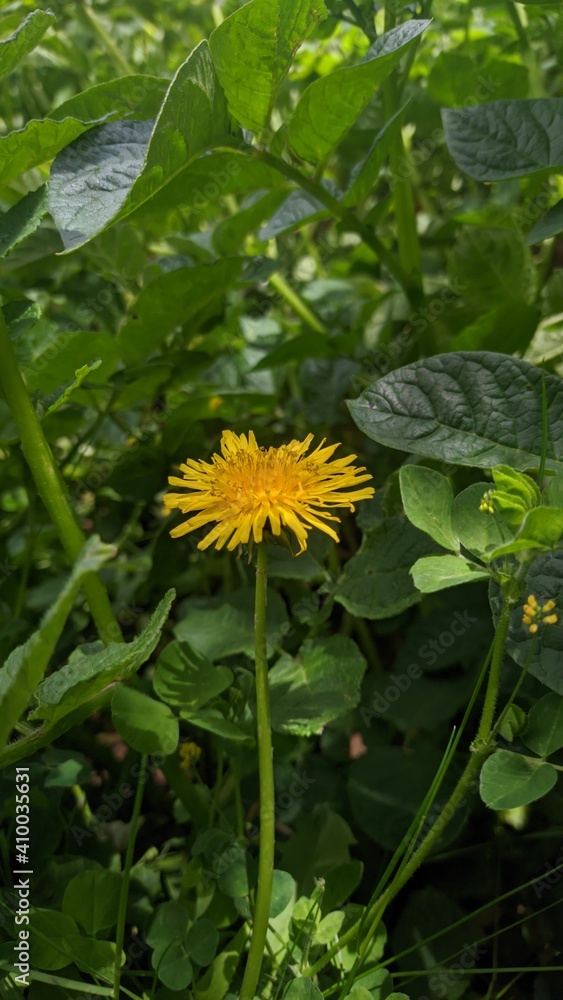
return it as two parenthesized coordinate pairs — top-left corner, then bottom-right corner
(529, 623), (539, 634)
(522, 615), (532, 625)
(209, 396), (223, 412)
(542, 600), (556, 613)
(523, 604), (536, 617)
(527, 594), (538, 608)
(543, 614), (558, 626)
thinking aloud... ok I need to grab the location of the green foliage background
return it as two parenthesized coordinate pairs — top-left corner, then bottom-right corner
(1, 0), (563, 998)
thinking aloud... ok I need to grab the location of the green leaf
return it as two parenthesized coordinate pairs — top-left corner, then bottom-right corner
(479, 750), (557, 809)
(0, 536), (115, 750)
(0, 9), (55, 79)
(180, 708), (252, 744)
(174, 587), (288, 661)
(523, 692), (563, 756)
(62, 870), (122, 934)
(49, 41), (230, 252)
(0, 118), (101, 188)
(288, 20), (429, 163)
(0, 185), (49, 260)
(64, 937), (116, 981)
(516, 506), (563, 548)
(283, 982), (324, 1000)
(348, 747), (464, 851)
(153, 640), (233, 712)
(42, 748), (90, 787)
(111, 685), (179, 755)
(49, 74), (169, 124)
(148, 901), (193, 990)
(29, 909), (80, 970)
(270, 869), (296, 918)
(186, 918), (219, 967)
(30, 590), (175, 725)
(526, 199), (563, 245)
(399, 465), (459, 551)
(117, 259), (242, 364)
(443, 98), (563, 181)
(268, 636), (367, 736)
(348, 351), (563, 472)
(343, 103), (408, 206)
(449, 229), (536, 311)
(333, 517), (438, 619)
(452, 483), (514, 558)
(411, 555), (490, 593)
(42, 360), (102, 417)
(209, 0), (326, 135)
(447, 299), (540, 356)
(193, 925), (248, 1000)
(258, 189), (328, 241)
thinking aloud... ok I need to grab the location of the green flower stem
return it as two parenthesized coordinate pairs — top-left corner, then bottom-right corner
(240, 541), (275, 1000)
(268, 272), (327, 335)
(304, 586), (513, 982)
(0, 308), (122, 644)
(113, 753), (148, 1000)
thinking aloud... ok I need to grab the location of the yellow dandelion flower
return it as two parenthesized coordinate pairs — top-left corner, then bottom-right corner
(163, 430), (374, 554)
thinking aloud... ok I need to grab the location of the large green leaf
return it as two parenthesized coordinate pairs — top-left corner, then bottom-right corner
(0, 186), (49, 260)
(333, 517), (440, 619)
(348, 352), (563, 472)
(443, 98), (563, 181)
(448, 228), (536, 311)
(153, 640), (233, 712)
(411, 555), (490, 593)
(0, 536), (115, 750)
(117, 259), (243, 364)
(399, 465), (459, 551)
(479, 750), (557, 809)
(288, 20), (429, 162)
(49, 42), (230, 252)
(174, 587), (288, 661)
(111, 685), (179, 755)
(268, 636), (367, 736)
(29, 590), (175, 724)
(523, 692), (563, 757)
(49, 74), (169, 124)
(62, 870), (122, 935)
(0, 118), (101, 188)
(0, 9), (55, 79)
(209, 0), (326, 135)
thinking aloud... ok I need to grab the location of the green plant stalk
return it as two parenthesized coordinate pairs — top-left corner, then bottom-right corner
(305, 587), (512, 981)
(240, 541), (275, 1000)
(113, 753), (148, 1000)
(0, 308), (122, 644)
(268, 272), (328, 335)
(79, 2), (135, 76)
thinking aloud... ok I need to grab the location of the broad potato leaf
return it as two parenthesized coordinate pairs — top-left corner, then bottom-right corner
(411, 555), (490, 593)
(29, 590), (175, 724)
(117, 259), (243, 363)
(49, 42), (231, 251)
(153, 640), (233, 712)
(0, 118), (102, 188)
(111, 685), (179, 755)
(209, 0), (327, 135)
(449, 229), (536, 310)
(399, 465), (459, 551)
(288, 20), (429, 163)
(0, 536), (115, 750)
(348, 352), (563, 472)
(0, 186), (49, 260)
(490, 553), (563, 694)
(333, 517), (438, 619)
(268, 636), (367, 736)
(443, 98), (563, 181)
(480, 750), (557, 809)
(523, 692), (563, 757)
(0, 9), (55, 79)
(447, 300), (540, 355)
(259, 189), (328, 241)
(49, 74), (169, 124)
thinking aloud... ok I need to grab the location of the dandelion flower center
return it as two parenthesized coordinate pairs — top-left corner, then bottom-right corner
(163, 430), (374, 553)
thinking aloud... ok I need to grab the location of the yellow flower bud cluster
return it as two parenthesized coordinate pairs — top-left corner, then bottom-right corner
(479, 490), (495, 514)
(179, 741), (202, 770)
(522, 594), (558, 634)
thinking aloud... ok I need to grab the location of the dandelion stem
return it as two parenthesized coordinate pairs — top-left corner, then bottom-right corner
(240, 541), (275, 1000)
